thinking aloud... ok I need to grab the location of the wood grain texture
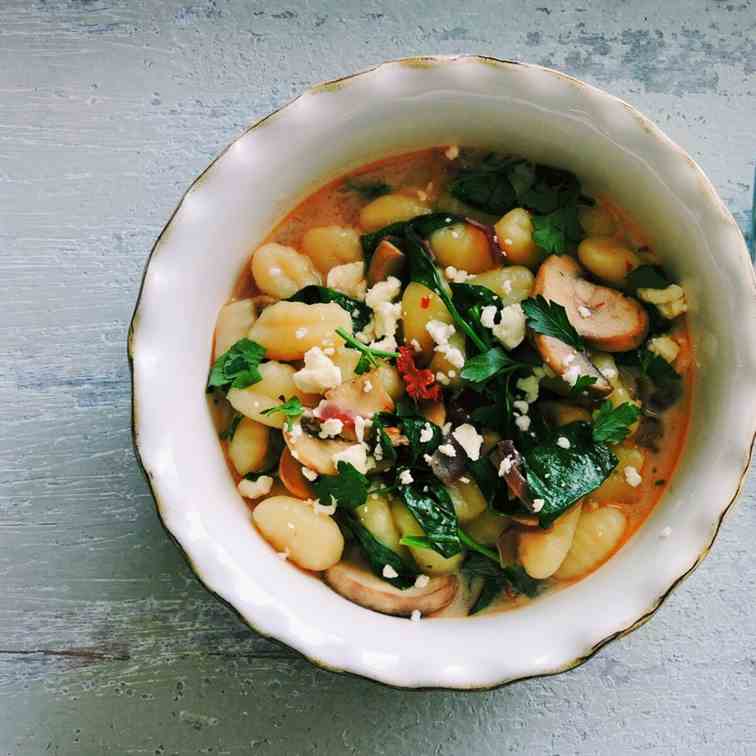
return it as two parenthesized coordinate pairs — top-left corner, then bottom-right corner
(1, 0), (754, 754)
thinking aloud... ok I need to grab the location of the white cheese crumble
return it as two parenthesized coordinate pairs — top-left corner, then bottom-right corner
(419, 424), (434, 443)
(318, 417), (343, 439)
(624, 465), (643, 487)
(301, 467), (318, 482)
(438, 443), (457, 457)
(333, 444), (369, 474)
(293, 346), (342, 394)
(354, 415), (367, 444)
(532, 498), (545, 512)
(382, 564), (399, 579)
(452, 424), (483, 461)
(648, 335), (680, 364)
(577, 305), (592, 318)
(516, 374), (541, 403)
(444, 144), (459, 160)
(436, 372), (450, 386)
(399, 469), (414, 485)
(237, 475), (273, 500)
(556, 436), (571, 450)
(313, 498), (337, 516)
(513, 400), (530, 415)
(492, 303), (526, 350)
(480, 305), (498, 329)
(414, 574), (430, 588)
(426, 319), (464, 368)
(498, 456), (514, 477)
(444, 265), (470, 283)
(365, 276), (402, 338)
(515, 414), (531, 432)
(637, 284), (687, 319)
(410, 609), (422, 622)
(410, 338), (422, 353)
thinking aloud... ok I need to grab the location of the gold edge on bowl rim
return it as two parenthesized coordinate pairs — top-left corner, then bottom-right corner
(127, 54), (756, 691)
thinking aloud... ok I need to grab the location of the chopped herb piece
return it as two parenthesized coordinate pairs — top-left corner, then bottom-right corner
(312, 461), (370, 511)
(461, 347), (527, 383)
(521, 296), (584, 351)
(335, 327), (398, 374)
(531, 204), (582, 255)
(463, 553), (540, 614)
(568, 374), (598, 398)
(399, 478), (462, 558)
(207, 338), (266, 392)
(261, 397), (304, 430)
(592, 401), (641, 444)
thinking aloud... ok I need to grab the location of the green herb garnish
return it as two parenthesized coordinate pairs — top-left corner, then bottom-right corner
(399, 478), (462, 558)
(531, 204), (582, 254)
(592, 401), (641, 444)
(260, 397), (304, 430)
(207, 338), (266, 392)
(335, 327), (399, 374)
(461, 347), (528, 383)
(521, 296), (584, 351)
(567, 374), (598, 398)
(312, 461), (370, 511)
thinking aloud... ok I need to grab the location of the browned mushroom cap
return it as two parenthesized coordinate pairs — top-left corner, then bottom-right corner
(534, 255), (649, 352)
(367, 239), (405, 285)
(325, 557), (457, 616)
(324, 369), (395, 417)
(278, 446), (314, 499)
(534, 334), (612, 397)
(283, 424), (355, 475)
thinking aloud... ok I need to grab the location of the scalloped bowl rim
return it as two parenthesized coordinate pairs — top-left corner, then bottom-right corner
(129, 55), (756, 690)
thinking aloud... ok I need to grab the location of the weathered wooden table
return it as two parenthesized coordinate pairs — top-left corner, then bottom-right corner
(1, 1), (754, 754)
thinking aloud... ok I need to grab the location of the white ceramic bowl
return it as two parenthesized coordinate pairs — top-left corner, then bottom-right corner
(129, 55), (756, 689)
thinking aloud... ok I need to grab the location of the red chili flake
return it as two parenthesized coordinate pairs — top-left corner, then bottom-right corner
(420, 295), (431, 309)
(397, 346), (442, 401)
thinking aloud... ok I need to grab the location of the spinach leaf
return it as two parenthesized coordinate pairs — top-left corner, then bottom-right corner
(626, 265), (670, 292)
(260, 397), (304, 430)
(399, 416), (442, 466)
(448, 158), (520, 215)
(400, 478), (463, 557)
(464, 455), (506, 508)
(450, 282), (503, 347)
(470, 373), (514, 436)
(521, 296), (584, 351)
(519, 164), (581, 214)
(312, 461), (370, 510)
(343, 178), (391, 200)
(289, 286), (371, 332)
(219, 413), (243, 441)
(339, 513), (418, 589)
(371, 414), (398, 466)
(639, 348), (681, 387)
(207, 338), (266, 392)
(463, 554), (541, 614)
(359, 213), (463, 260)
(461, 347), (527, 384)
(531, 204), (582, 254)
(523, 421), (617, 526)
(592, 401), (641, 444)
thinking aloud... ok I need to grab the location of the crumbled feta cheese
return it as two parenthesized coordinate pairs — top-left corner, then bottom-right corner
(492, 303), (526, 350)
(295, 327), (308, 339)
(354, 415), (367, 444)
(301, 467), (318, 482)
(382, 564), (399, 579)
(365, 276), (402, 338)
(293, 346), (342, 394)
(410, 609), (422, 622)
(289, 422), (303, 439)
(333, 444), (369, 474)
(435, 372), (450, 386)
(502, 279), (512, 294)
(516, 374), (541, 403)
(313, 497), (337, 515)
(438, 443), (457, 457)
(318, 417), (343, 439)
(410, 338), (422, 353)
(637, 284), (687, 319)
(399, 469), (414, 485)
(237, 475), (273, 499)
(563, 365), (582, 387)
(444, 347), (465, 369)
(419, 424), (434, 443)
(447, 370), (457, 378)
(452, 423), (483, 461)
(356, 321), (375, 344)
(532, 498), (545, 512)
(480, 305), (498, 329)
(498, 456), (514, 477)
(624, 465), (643, 487)
(373, 441), (384, 461)
(513, 400), (529, 415)
(556, 436), (571, 450)
(648, 335), (680, 364)
(414, 574), (430, 588)
(577, 305), (592, 318)
(362, 380), (373, 393)
(444, 144), (459, 160)
(442, 423), (452, 435)
(444, 265), (470, 283)
(660, 526), (672, 539)
(426, 319), (456, 346)
(515, 414), (531, 432)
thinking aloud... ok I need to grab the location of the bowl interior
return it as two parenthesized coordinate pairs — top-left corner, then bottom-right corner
(131, 58), (756, 688)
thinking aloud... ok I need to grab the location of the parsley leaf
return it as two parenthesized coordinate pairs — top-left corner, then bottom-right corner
(463, 553), (541, 614)
(521, 296), (584, 351)
(592, 401), (641, 444)
(207, 338), (266, 392)
(311, 461), (369, 510)
(288, 286), (371, 332)
(399, 477), (462, 558)
(639, 349), (680, 387)
(568, 374), (598, 398)
(335, 327), (399, 374)
(531, 204), (582, 254)
(260, 397), (304, 430)
(448, 156), (521, 215)
(338, 512), (418, 589)
(398, 416), (442, 466)
(343, 178), (391, 200)
(461, 347), (527, 383)
(219, 413), (243, 441)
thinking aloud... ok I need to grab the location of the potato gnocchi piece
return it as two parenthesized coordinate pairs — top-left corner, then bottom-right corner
(356, 495), (405, 555)
(359, 193), (430, 231)
(518, 503), (583, 579)
(301, 225), (362, 273)
(445, 478), (487, 524)
(214, 299), (256, 359)
(554, 506), (627, 580)
(495, 208), (544, 269)
(253, 496), (344, 570)
(228, 417), (270, 475)
(401, 282), (453, 361)
(429, 223), (493, 273)
(251, 242), (322, 299)
(468, 265), (534, 305)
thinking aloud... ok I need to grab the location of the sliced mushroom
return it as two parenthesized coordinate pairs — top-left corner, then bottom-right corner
(283, 423), (355, 475)
(534, 255), (649, 352)
(428, 575), (484, 618)
(278, 446), (315, 499)
(419, 399), (446, 427)
(325, 556), (458, 616)
(367, 239), (405, 285)
(533, 335), (611, 397)
(324, 368), (395, 417)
